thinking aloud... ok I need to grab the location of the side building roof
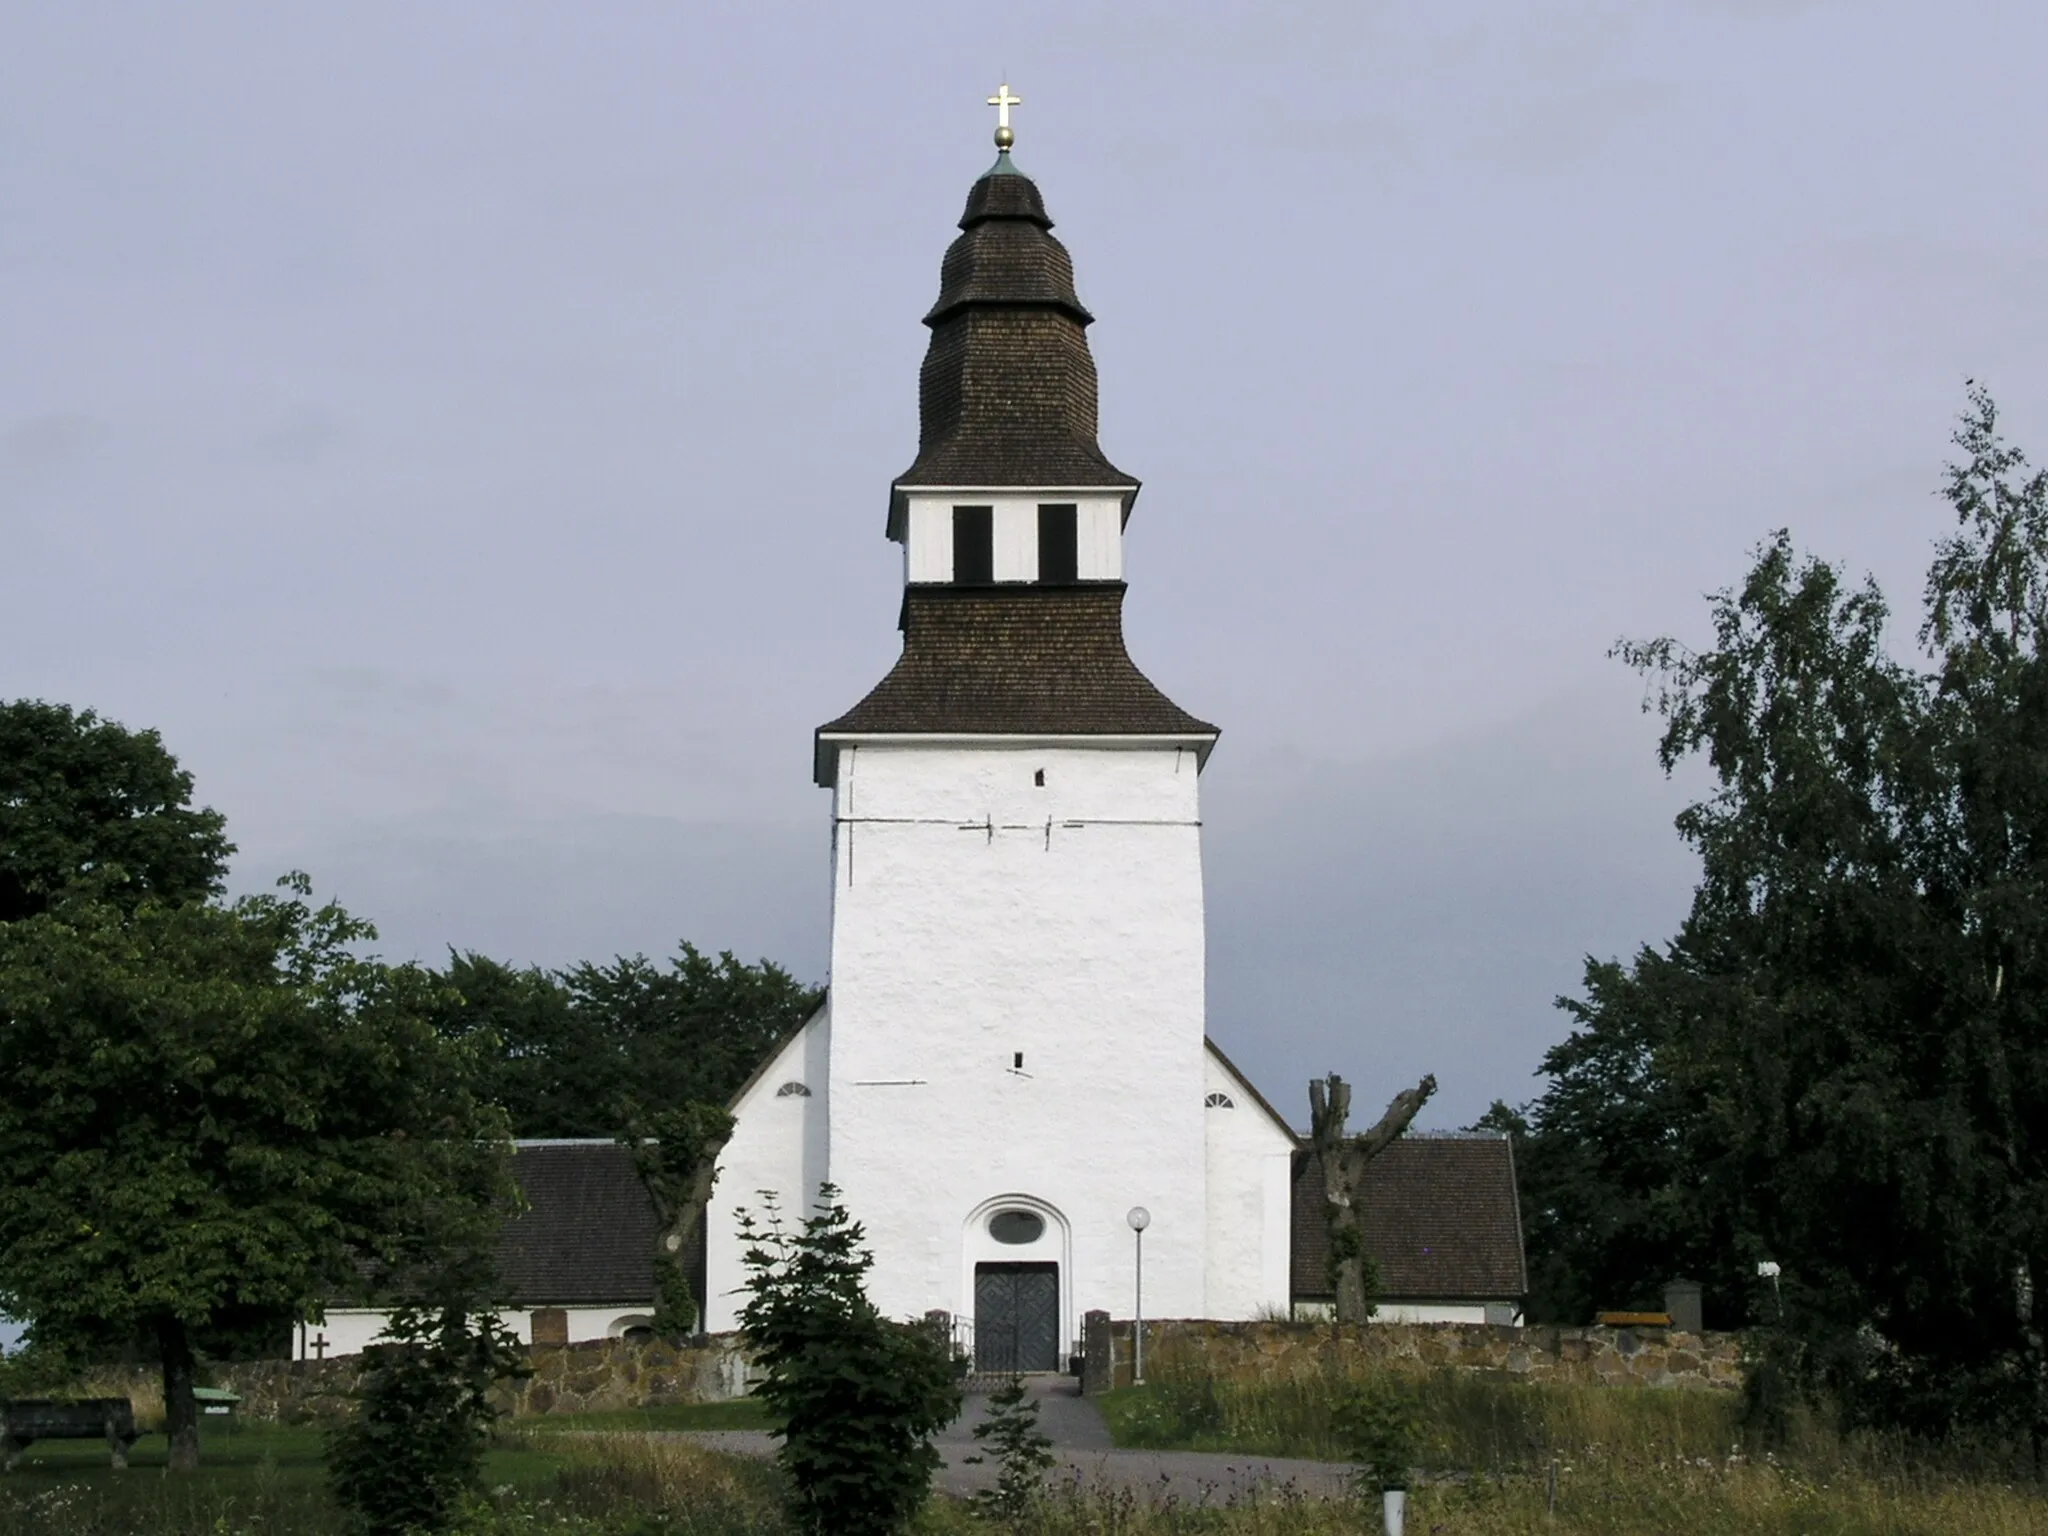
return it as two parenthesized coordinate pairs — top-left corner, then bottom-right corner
(495, 1141), (661, 1308)
(1290, 1134), (1527, 1303)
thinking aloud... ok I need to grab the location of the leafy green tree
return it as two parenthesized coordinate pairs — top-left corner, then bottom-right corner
(619, 1100), (736, 1337)
(0, 700), (232, 922)
(435, 944), (819, 1138)
(326, 1304), (527, 1535)
(737, 1188), (962, 1536)
(0, 879), (512, 1470)
(1521, 388), (2048, 1446)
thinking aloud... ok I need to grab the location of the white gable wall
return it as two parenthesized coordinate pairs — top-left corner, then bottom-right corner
(294, 1306), (652, 1360)
(824, 741), (1209, 1346)
(702, 1006), (831, 1333)
(1202, 1044), (1297, 1319)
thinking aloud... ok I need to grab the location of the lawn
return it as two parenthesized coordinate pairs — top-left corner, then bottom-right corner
(531, 1397), (774, 1434)
(0, 1418), (574, 1535)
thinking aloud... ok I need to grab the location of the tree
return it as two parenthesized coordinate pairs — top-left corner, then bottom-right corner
(326, 1304), (527, 1535)
(964, 1374), (1056, 1521)
(0, 879), (512, 1470)
(0, 700), (232, 923)
(619, 1100), (736, 1336)
(738, 1189), (962, 1536)
(1308, 1072), (1436, 1323)
(434, 944), (820, 1138)
(1520, 388), (2048, 1446)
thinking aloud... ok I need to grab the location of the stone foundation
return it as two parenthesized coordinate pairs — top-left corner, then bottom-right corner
(1086, 1318), (1744, 1393)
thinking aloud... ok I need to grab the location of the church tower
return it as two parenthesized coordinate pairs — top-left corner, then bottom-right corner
(704, 95), (1296, 1360)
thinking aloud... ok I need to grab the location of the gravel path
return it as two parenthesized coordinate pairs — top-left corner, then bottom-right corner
(679, 1378), (1357, 1504)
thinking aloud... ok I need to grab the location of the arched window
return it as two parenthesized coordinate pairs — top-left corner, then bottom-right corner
(1204, 1091), (1236, 1109)
(775, 1081), (811, 1098)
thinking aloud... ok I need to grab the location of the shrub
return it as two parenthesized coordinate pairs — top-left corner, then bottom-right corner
(737, 1189), (962, 1536)
(1330, 1377), (1417, 1492)
(965, 1375), (1056, 1521)
(327, 1305), (527, 1535)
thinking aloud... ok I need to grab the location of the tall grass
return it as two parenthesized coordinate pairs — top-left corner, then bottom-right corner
(1107, 1357), (2041, 1481)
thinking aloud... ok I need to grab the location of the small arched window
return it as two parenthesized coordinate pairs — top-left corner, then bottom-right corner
(1204, 1091), (1236, 1109)
(775, 1081), (812, 1098)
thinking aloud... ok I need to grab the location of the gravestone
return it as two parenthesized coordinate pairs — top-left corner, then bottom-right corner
(1664, 1278), (1704, 1335)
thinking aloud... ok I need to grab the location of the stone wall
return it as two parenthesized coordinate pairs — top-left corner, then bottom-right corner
(70, 1336), (756, 1424)
(1084, 1316), (1745, 1394)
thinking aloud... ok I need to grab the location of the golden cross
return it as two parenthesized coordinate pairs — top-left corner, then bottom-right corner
(987, 81), (1022, 149)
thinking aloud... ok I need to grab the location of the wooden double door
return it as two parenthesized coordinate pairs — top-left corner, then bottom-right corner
(974, 1262), (1060, 1374)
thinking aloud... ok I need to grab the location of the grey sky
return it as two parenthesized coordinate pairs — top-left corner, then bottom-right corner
(5, 3), (2045, 1129)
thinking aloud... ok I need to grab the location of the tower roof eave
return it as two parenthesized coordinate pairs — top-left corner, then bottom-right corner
(812, 583), (1217, 787)
(814, 729), (1217, 788)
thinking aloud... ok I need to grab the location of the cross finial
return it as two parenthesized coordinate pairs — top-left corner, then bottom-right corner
(987, 81), (1022, 152)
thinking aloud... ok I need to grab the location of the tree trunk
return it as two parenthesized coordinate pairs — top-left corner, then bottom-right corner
(1308, 1074), (1438, 1325)
(156, 1314), (200, 1472)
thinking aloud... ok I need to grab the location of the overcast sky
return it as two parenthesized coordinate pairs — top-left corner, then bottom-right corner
(5, 2), (2046, 1131)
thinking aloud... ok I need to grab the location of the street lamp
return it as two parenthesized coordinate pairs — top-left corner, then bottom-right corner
(1126, 1206), (1151, 1385)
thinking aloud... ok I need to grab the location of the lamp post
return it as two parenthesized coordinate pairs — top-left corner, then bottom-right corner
(1126, 1206), (1151, 1385)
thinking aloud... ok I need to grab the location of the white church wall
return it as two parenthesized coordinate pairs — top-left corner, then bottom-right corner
(1074, 501), (1122, 581)
(992, 501), (1037, 582)
(898, 494), (1126, 584)
(1201, 1044), (1298, 1318)
(294, 1305), (649, 1360)
(702, 1005), (831, 1334)
(823, 741), (1210, 1336)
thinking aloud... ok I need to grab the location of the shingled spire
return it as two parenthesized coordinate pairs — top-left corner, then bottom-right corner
(891, 152), (1137, 506)
(818, 118), (1213, 787)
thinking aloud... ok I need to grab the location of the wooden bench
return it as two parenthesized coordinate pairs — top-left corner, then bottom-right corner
(1, 1398), (140, 1470)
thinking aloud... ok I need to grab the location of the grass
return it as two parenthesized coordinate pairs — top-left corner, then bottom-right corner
(0, 1417), (577, 1535)
(1086, 1365), (2048, 1535)
(6, 1374), (2042, 1535)
(1097, 1367), (1747, 1469)
(532, 1398), (773, 1434)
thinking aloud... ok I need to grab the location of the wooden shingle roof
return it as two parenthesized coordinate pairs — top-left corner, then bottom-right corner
(1291, 1135), (1528, 1302)
(494, 1142), (659, 1307)
(893, 156), (1136, 500)
(815, 583), (1216, 781)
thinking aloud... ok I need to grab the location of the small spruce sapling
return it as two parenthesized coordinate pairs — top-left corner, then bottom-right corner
(1332, 1376), (1418, 1495)
(326, 1305), (527, 1536)
(965, 1374), (1056, 1520)
(738, 1188), (962, 1536)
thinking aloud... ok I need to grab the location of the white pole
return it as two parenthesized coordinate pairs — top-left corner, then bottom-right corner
(1125, 1205), (1151, 1388)
(1134, 1225), (1145, 1385)
(1383, 1487), (1406, 1536)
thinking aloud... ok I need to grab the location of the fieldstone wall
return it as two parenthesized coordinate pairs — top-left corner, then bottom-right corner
(84, 1336), (758, 1424)
(1090, 1318), (1744, 1393)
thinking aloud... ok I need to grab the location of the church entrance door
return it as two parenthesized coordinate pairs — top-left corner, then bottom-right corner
(974, 1262), (1060, 1373)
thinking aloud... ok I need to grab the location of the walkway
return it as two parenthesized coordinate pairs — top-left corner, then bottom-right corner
(681, 1376), (1357, 1503)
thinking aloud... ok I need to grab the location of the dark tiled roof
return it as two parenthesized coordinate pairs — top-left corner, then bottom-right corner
(893, 155), (1136, 498)
(815, 583), (1216, 782)
(1291, 1136), (1528, 1302)
(495, 1142), (659, 1307)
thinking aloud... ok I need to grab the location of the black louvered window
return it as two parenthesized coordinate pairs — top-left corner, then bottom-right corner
(1037, 504), (1078, 584)
(953, 505), (994, 584)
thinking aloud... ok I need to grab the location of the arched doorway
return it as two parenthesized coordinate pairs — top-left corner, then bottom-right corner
(961, 1196), (1070, 1373)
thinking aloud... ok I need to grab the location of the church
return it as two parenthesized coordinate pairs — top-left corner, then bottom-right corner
(297, 94), (1527, 1367)
(699, 95), (1299, 1367)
